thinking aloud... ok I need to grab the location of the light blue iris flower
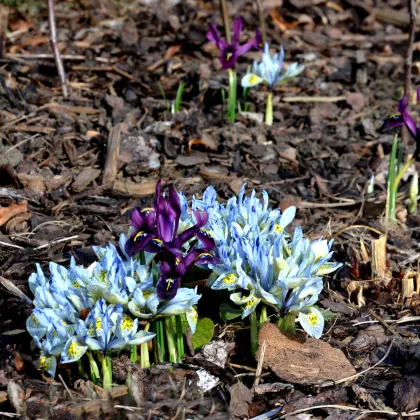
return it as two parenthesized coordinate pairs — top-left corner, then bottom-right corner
(128, 282), (200, 334)
(241, 43), (304, 91)
(60, 298), (155, 363)
(196, 183), (341, 339)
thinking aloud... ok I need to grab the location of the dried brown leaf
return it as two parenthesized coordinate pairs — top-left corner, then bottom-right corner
(0, 200), (27, 227)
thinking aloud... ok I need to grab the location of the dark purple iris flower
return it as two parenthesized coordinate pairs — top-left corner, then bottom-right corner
(157, 248), (216, 300)
(125, 180), (217, 300)
(381, 87), (420, 159)
(206, 17), (262, 69)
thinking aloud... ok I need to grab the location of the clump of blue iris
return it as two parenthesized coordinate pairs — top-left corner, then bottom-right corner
(193, 184), (342, 338)
(26, 234), (200, 377)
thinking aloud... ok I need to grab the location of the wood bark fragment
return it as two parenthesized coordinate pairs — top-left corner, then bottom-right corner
(371, 235), (387, 280)
(0, 201), (28, 227)
(112, 179), (159, 197)
(103, 124), (122, 185)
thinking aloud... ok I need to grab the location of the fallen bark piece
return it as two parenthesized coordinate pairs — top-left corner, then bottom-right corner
(0, 200), (28, 227)
(229, 381), (253, 418)
(72, 168), (102, 192)
(113, 179), (159, 197)
(257, 323), (356, 386)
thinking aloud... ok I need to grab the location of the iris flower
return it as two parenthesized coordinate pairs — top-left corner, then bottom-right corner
(195, 183), (341, 338)
(125, 181), (217, 300)
(381, 87), (420, 159)
(241, 43), (304, 91)
(128, 283), (200, 334)
(206, 17), (262, 69)
(60, 298), (155, 363)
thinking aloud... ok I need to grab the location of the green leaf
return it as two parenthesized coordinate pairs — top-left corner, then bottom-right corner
(220, 303), (243, 322)
(192, 318), (214, 350)
(314, 305), (335, 322)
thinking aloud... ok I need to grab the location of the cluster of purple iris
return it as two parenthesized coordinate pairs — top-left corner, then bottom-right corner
(125, 181), (217, 301)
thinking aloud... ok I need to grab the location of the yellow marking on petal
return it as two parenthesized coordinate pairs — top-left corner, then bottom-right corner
(200, 230), (213, 238)
(134, 231), (147, 242)
(222, 273), (238, 285)
(249, 75), (259, 84)
(72, 281), (81, 288)
(151, 238), (164, 249)
(30, 314), (39, 325)
(166, 278), (174, 291)
(245, 296), (258, 309)
(187, 308), (198, 323)
(68, 341), (84, 358)
(95, 317), (103, 333)
(226, 52), (232, 61)
(194, 252), (212, 262)
(97, 269), (108, 284)
(40, 356), (51, 370)
(120, 315), (133, 332)
(274, 224), (283, 233)
(308, 312), (319, 326)
(175, 258), (181, 265)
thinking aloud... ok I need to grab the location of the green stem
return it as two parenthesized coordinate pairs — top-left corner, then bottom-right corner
(174, 81), (185, 113)
(154, 319), (166, 363)
(140, 322), (151, 369)
(227, 69), (237, 122)
(265, 91), (273, 125)
(408, 171), (419, 214)
(86, 351), (100, 384)
(175, 316), (185, 362)
(102, 355), (112, 392)
(393, 157), (416, 195)
(164, 316), (178, 363)
(386, 135), (399, 220)
(277, 313), (296, 334)
(250, 310), (259, 356)
(260, 305), (268, 325)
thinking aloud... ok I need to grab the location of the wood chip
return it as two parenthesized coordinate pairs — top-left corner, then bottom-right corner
(257, 323), (357, 386)
(113, 179), (159, 197)
(72, 168), (102, 192)
(0, 200), (28, 227)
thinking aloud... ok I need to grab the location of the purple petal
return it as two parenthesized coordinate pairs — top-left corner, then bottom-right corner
(183, 249), (200, 270)
(168, 187), (181, 238)
(236, 38), (259, 57)
(381, 115), (405, 132)
(160, 261), (172, 277)
(157, 207), (174, 243)
(144, 211), (157, 232)
(144, 237), (165, 253)
(417, 87), (420, 103)
(130, 208), (144, 231)
(206, 24), (223, 50)
(398, 96), (409, 114)
(174, 261), (186, 278)
(193, 210), (208, 229)
(184, 249), (217, 271)
(254, 29), (263, 50)
(232, 17), (243, 47)
(157, 277), (180, 301)
(196, 231), (215, 249)
(125, 232), (155, 256)
(401, 110), (419, 139)
(219, 47), (238, 69)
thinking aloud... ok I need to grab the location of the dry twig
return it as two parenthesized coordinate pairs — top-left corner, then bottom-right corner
(219, 0), (231, 43)
(48, 0), (68, 97)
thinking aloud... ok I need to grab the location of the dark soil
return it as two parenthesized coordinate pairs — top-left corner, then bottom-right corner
(1, 0), (420, 418)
